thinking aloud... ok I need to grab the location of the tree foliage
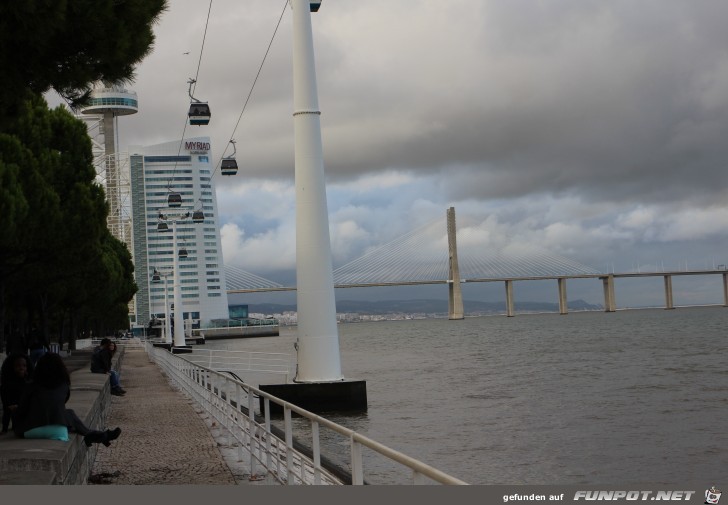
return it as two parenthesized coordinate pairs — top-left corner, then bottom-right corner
(0, 0), (166, 120)
(0, 91), (137, 351)
(0, 0), (167, 350)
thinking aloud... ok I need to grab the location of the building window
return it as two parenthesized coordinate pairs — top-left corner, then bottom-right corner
(144, 156), (191, 163)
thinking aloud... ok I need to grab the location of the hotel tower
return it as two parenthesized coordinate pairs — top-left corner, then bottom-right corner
(129, 137), (229, 331)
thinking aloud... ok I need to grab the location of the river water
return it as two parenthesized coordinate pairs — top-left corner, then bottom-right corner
(205, 306), (727, 485)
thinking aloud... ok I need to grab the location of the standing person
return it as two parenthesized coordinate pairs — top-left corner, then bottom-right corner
(90, 338), (126, 396)
(13, 353), (121, 446)
(1, 353), (33, 433)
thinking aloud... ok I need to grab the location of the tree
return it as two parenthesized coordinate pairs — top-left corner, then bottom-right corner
(0, 0), (167, 121)
(0, 95), (137, 351)
(0, 0), (160, 348)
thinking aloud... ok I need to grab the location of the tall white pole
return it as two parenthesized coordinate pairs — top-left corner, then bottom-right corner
(163, 274), (172, 344)
(292, 0), (342, 382)
(171, 220), (185, 347)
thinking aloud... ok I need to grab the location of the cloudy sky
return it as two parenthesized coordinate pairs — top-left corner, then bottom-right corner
(56, 0), (728, 307)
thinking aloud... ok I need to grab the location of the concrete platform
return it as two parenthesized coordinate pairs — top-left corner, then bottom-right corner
(259, 379), (368, 415)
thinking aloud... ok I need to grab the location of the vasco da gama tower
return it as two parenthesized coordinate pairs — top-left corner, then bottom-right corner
(129, 137), (230, 332)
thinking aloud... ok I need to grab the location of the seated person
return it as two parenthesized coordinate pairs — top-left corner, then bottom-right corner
(90, 338), (125, 396)
(13, 353), (121, 446)
(1, 353), (33, 433)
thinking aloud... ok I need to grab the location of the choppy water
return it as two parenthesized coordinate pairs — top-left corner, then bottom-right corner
(206, 307), (728, 485)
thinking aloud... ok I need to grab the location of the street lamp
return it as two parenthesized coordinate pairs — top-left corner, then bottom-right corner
(152, 268), (173, 344)
(157, 209), (195, 353)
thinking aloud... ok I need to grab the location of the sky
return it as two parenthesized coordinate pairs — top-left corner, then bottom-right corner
(51, 0), (728, 308)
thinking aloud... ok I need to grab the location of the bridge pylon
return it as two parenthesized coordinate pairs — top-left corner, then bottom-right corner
(447, 207), (464, 320)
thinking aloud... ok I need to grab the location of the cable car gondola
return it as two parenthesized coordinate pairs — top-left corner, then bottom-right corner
(157, 222), (169, 232)
(188, 102), (211, 126)
(168, 192), (182, 207)
(187, 78), (210, 126)
(221, 158), (238, 176)
(221, 139), (238, 176)
(192, 210), (205, 223)
(178, 246), (188, 259)
(152, 269), (161, 282)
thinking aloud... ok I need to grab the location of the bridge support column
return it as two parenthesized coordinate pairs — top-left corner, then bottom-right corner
(664, 275), (675, 310)
(723, 273), (728, 307)
(447, 207), (464, 320)
(601, 275), (616, 312)
(505, 280), (515, 317)
(558, 278), (568, 315)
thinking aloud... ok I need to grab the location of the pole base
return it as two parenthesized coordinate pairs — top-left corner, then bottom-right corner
(259, 379), (367, 415)
(171, 345), (193, 354)
(153, 343), (172, 351)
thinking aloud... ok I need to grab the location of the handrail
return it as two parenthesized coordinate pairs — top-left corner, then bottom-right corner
(186, 348), (292, 380)
(147, 343), (467, 485)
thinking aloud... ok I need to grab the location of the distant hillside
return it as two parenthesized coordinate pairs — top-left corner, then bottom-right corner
(248, 298), (602, 315)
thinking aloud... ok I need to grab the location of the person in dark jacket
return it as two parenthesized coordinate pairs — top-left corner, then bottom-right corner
(90, 338), (125, 396)
(1, 353), (33, 433)
(13, 353), (121, 446)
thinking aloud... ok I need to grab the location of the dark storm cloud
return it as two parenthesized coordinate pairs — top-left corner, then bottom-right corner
(311, 1), (728, 207)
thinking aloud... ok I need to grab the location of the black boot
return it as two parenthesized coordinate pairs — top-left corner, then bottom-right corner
(105, 427), (122, 445)
(84, 428), (121, 447)
(83, 431), (105, 447)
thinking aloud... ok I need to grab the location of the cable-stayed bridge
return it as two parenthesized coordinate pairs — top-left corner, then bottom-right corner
(225, 209), (598, 287)
(225, 208), (728, 317)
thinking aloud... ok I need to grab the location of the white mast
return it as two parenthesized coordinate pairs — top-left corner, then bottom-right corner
(292, 0), (343, 382)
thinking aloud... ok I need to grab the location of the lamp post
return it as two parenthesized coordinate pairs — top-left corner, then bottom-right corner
(158, 210), (194, 353)
(152, 268), (173, 344)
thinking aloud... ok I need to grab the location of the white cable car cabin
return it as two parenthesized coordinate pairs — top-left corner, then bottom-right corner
(188, 102), (211, 126)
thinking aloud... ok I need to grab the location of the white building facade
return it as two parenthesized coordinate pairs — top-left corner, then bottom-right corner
(129, 137), (229, 331)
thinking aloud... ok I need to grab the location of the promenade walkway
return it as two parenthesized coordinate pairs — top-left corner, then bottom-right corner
(90, 347), (265, 485)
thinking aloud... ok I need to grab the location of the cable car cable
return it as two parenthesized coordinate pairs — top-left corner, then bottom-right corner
(166, 0), (215, 207)
(208, 0), (288, 180)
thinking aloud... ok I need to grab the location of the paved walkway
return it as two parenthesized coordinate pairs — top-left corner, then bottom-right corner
(90, 348), (247, 485)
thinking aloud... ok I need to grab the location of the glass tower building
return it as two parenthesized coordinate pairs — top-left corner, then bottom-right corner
(129, 137), (229, 331)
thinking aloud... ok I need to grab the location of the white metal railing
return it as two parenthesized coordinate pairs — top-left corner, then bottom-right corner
(75, 338), (95, 350)
(76, 337), (146, 350)
(147, 343), (468, 485)
(117, 337), (146, 349)
(186, 349), (292, 383)
(207, 318), (279, 329)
